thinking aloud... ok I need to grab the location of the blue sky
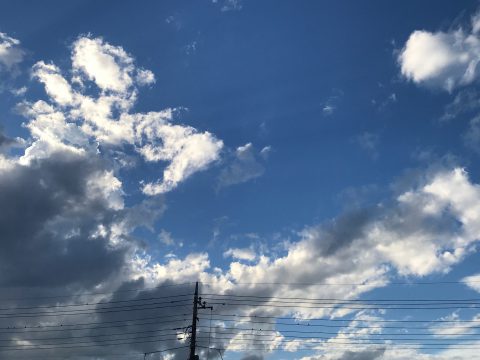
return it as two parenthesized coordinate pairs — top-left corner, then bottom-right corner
(2, 1), (480, 359)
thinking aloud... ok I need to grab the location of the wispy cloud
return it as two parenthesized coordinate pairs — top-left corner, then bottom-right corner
(0, 32), (24, 71)
(217, 143), (271, 189)
(322, 89), (343, 116)
(212, 0), (243, 12)
(352, 131), (380, 160)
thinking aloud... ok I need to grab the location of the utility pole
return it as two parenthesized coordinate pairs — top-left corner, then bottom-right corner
(189, 282), (199, 360)
(188, 282), (212, 360)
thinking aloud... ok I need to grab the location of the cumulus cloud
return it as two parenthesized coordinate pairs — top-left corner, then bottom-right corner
(22, 35), (223, 193)
(0, 35), (224, 359)
(131, 166), (480, 329)
(146, 167), (480, 317)
(72, 37), (135, 93)
(1, 158), (479, 358)
(398, 12), (480, 91)
(0, 152), (129, 288)
(217, 143), (270, 189)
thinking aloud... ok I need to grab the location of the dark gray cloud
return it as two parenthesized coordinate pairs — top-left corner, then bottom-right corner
(337, 348), (385, 360)
(0, 152), (128, 288)
(240, 354), (264, 360)
(0, 129), (18, 151)
(312, 209), (377, 256)
(0, 151), (169, 359)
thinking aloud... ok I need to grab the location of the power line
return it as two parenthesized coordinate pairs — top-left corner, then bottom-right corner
(145, 345), (190, 355)
(0, 283), (196, 302)
(200, 280), (480, 287)
(0, 299), (191, 317)
(5, 283), (480, 358)
(0, 337), (188, 352)
(0, 317), (189, 335)
(197, 317), (480, 330)
(0, 328), (182, 343)
(0, 302), (192, 319)
(206, 301), (480, 310)
(0, 312), (190, 332)
(194, 325), (480, 337)
(0, 332), (185, 351)
(198, 344), (480, 352)
(0, 293), (192, 312)
(202, 297), (480, 307)
(201, 293), (480, 303)
(200, 313), (480, 323)
(197, 334), (480, 346)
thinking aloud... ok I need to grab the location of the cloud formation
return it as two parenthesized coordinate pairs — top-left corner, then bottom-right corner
(23, 36), (223, 194)
(2, 27), (480, 360)
(0, 35), (223, 358)
(398, 12), (480, 91)
(139, 166), (480, 321)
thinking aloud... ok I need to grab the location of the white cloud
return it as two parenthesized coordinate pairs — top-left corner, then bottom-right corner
(72, 37), (134, 93)
(224, 247), (257, 261)
(0, 32), (24, 70)
(136, 68), (155, 85)
(398, 14), (480, 91)
(19, 36), (223, 194)
(33, 61), (75, 106)
(462, 273), (480, 292)
(429, 312), (480, 338)
(86, 170), (124, 210)
(139, 118), (223, 194)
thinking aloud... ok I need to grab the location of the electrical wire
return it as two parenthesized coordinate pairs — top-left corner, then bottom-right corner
(201, 293), (480, 303)
(0, 293), (192, 312)
(0, 312), (191, 331)
(0, 283), (196, 302)
(0, 317), (189, 334)
(0, 332), (185, 351)
(200, 280), (480, 287)
(202, 313), (480, 323)
(0, 302), (192, 319)
(206, 300), (480, 310)
(197, 317), (480, 330)
(194, 325), (480, 337)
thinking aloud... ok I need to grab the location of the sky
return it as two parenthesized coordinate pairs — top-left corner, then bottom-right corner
(3, 0), (480, 359)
